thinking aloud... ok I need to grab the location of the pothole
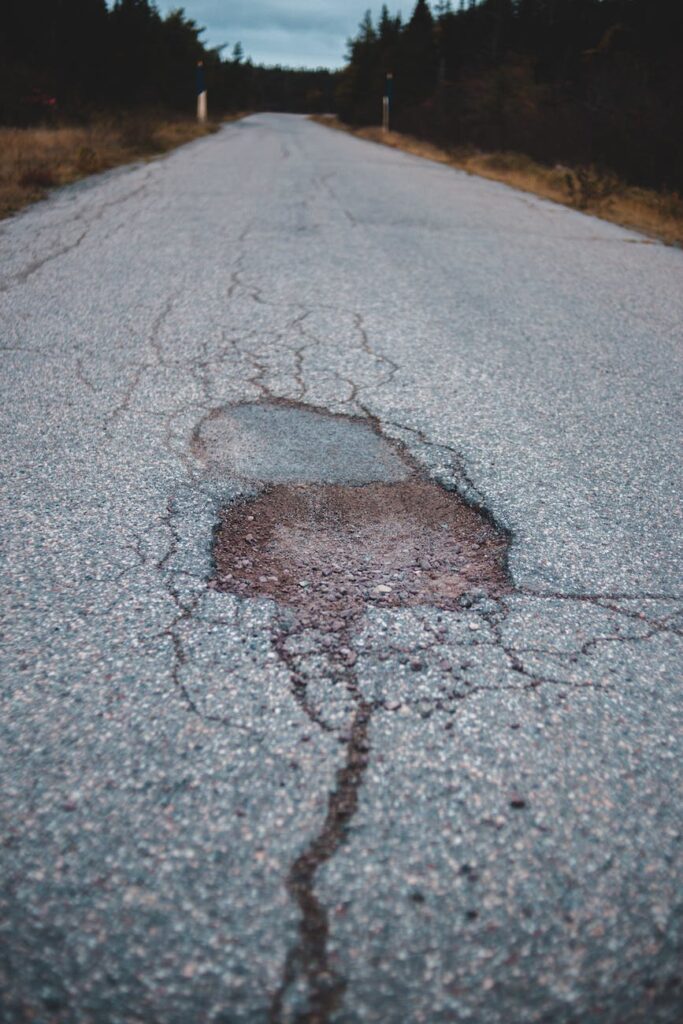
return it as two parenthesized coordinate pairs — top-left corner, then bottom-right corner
(213, 479), (510, 630)
(199, 400), (511, 622)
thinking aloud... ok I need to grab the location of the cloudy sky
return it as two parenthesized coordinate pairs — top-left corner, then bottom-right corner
(157, 1), (381, 70)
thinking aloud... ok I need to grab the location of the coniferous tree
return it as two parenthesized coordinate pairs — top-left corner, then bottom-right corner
(338, 0), (683, 191)
(0, 1), (340, 124)
(398, 0), (438, 105)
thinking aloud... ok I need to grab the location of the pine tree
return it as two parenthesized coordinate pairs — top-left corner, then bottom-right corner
(398, 0), (438, 105)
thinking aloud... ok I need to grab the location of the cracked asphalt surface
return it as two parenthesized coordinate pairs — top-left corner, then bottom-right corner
(1, 113), (682, 1023)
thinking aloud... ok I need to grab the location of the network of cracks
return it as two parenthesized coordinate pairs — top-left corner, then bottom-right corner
(203, 400), (512, 1023)
(186, 398), (682, 1024)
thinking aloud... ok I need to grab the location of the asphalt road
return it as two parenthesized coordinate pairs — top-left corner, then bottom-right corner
(1, 113), (682, 1024)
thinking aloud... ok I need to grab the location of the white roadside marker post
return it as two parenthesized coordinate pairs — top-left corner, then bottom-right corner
(197, 61), (207, 123)
(383, 72), (393, 133)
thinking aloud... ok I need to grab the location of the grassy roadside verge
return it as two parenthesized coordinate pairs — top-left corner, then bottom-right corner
(311, 115), (683, 247)
(0, 114), (244, 220)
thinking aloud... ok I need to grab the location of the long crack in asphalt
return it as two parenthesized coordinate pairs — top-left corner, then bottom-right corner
(205, 402), (510, 1021)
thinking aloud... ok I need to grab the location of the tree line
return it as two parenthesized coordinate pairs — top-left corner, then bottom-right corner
(338, 0), (683, 192)
(1, 0), (337, 124)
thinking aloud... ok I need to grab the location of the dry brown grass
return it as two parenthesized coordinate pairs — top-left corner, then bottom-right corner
(311, 116), (683, 247)
(0, 114), (243, 220)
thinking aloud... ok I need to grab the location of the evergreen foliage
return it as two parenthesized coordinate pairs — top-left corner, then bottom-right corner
(0, 0), (338, 123)
(337, 0), (683, 191)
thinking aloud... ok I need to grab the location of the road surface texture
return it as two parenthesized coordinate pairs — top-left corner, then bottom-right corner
(1, 114), (682, 1024)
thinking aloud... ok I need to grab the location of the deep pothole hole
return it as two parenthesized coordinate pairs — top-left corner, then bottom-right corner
(203, 402), (511, 625)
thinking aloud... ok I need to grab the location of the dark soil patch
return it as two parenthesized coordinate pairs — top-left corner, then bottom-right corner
(213, 479), (511, 627)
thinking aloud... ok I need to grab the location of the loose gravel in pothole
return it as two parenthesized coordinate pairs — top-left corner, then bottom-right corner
(213, 479), (510, 629)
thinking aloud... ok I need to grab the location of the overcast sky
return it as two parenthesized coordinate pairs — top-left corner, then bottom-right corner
(157, 1), (382, 70)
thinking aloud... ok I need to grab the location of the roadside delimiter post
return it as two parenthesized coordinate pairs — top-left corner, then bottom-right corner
(197, 61), (207, 123)
(383, 72), (393, 133)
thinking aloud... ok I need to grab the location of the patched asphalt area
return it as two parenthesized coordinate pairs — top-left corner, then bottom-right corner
(0, 114), (681, 1024)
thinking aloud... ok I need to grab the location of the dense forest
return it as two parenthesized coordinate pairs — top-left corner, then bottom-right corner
(3, 0), (681, 193)
(0, 0), (337, 123)
(338, 0), (683, 192)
